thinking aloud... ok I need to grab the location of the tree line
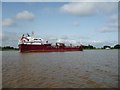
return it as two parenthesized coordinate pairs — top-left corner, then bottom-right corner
(0, 44), (120, 50)
(82, 44), (120, 49)
(0, 46), (18, 50)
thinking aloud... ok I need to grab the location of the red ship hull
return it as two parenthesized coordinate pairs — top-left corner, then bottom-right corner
(19, 44), (83, 53)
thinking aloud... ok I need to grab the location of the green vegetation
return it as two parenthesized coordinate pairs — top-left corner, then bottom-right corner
(83, 45), (96, 49)
(0, 44), (120, 51)
(83, 44), (120, 50)
(114, 44), (120, 49)
(0, 46), (19, 51)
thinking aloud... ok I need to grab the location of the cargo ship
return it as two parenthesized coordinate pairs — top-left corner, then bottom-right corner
(18, 33), (83, 52)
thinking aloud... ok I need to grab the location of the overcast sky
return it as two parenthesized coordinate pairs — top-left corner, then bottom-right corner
(1, 1), (118, 48)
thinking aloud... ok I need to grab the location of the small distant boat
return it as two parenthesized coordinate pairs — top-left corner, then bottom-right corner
(18, 33), (83, 52)
(105, 47), (110, 50)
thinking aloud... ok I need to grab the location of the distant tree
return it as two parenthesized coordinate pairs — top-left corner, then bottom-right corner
(103, 46), (111, 49)
(0, 46), (18, 50)
(2, 46), (14, 50)
(114, 44), (120, 49)
(83, 45), (96, 49)
(82, 45), (86, 49)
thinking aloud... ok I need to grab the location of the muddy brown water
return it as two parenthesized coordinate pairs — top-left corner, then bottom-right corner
(2, 50), (118, 88)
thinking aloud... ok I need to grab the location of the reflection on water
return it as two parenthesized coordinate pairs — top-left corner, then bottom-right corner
(2, 50), (118, 88)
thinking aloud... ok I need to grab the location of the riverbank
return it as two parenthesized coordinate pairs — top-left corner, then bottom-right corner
(1, 44), (120, 51)
(84, 48), (120, 50)
(0, 49), (18, 51)
(0, 48), (119, 51)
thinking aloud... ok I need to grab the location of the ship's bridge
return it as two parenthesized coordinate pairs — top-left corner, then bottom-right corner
(19, 33), (44, 45)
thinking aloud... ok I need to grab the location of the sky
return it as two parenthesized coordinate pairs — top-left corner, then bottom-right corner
(1, 1), (119, 48)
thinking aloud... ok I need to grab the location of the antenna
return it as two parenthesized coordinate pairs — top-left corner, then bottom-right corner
(32, 31), (34, 36)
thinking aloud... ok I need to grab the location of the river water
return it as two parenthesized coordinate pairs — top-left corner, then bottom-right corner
(2, 50), (118, 88)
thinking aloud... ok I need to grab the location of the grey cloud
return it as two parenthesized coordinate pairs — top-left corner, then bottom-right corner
(2, 18), (15, 27)
(2, 31), (20, 47)
(2, 10), (35, 27)
(16, 10), (34, 20)
(99, 14), (118, 33)
(60, 2), (117, 16)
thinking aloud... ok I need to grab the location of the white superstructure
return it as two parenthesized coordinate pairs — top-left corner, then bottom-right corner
(19, 33), (44, 45)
